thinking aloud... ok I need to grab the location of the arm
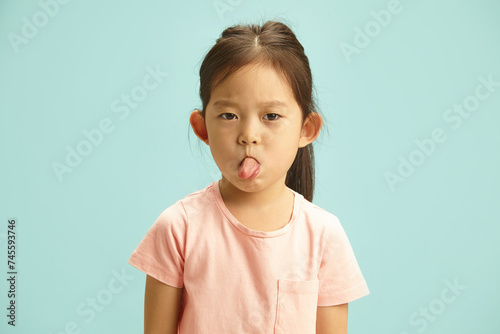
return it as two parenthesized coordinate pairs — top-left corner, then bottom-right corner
(316, 303), (348, 334)
(144, 274), (183, 334)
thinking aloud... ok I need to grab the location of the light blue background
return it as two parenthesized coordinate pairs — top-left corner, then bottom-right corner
(1, 0), (499, 333)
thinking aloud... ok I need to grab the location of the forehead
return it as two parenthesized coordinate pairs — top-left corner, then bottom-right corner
(209, 64), (297, 109)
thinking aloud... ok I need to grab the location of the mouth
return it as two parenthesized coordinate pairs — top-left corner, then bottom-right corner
(239, 155), (259, 166)
(238, 156), (261, 180)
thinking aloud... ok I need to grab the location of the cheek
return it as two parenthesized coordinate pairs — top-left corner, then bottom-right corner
(208, 124), (232, 141)
(269, 139), (299, 164)
(211, 133), (232, 149)
(268, 125), (301, 145)
(268, 119), (300, 138)
(269, 131), (301, 159)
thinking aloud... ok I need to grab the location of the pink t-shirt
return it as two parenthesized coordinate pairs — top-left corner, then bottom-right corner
(128, 180), (369, 333)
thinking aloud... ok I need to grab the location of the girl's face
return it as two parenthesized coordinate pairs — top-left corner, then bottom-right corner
(196, 63), (316, 194)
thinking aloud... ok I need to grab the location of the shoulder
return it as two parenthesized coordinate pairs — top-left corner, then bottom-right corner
(155, 182), (215, 227)
(295, 196), (353, 252)
(298, 196), (343, 233)
(180, 182), (215, 208)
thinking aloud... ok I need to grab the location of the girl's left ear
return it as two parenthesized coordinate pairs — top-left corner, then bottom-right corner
(299, 112), (323, 148)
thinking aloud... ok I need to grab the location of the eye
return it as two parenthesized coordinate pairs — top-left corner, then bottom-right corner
(219, 113), (237, 120)
(264, 113), (280, 121)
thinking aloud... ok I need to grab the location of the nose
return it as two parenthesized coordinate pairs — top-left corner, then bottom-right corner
(238, 118), (260, 145)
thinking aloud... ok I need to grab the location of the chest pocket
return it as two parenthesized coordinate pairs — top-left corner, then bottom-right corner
(274, 279), (319, 334)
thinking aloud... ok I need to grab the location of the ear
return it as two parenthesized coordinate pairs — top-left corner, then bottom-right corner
(189, 109), (209, 145)
(298, 112), (322, 148)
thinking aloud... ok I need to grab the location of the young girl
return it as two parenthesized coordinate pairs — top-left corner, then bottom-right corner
(128, 20), (369, 334)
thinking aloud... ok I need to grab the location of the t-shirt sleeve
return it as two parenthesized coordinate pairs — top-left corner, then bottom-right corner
(317, 215), (369, 306)
(127, 201), (186, 288)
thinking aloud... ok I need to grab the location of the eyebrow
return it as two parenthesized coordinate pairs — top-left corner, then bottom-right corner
(212, 99), (288, 109)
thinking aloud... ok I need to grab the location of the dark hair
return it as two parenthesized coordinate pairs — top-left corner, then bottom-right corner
(195, 19), (323, 202)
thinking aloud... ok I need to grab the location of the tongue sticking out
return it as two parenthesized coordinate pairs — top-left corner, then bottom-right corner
(238, 157), (261, 179)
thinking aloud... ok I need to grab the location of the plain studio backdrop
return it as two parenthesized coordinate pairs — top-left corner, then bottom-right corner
(1, 0), (499, 333)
